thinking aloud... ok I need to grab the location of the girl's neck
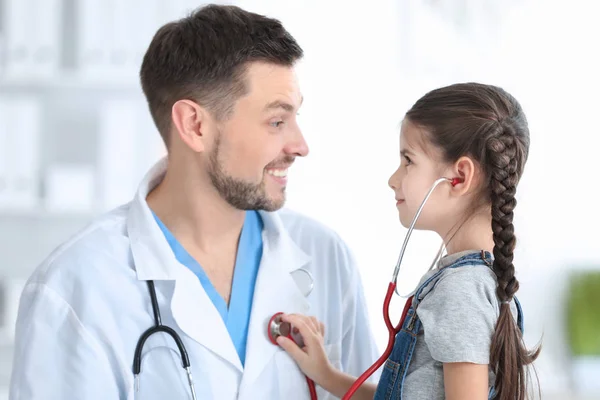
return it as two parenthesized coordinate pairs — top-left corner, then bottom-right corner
(442, 210), (495, 256)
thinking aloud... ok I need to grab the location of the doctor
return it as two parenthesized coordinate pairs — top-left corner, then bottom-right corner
(9, 4), (379, 400)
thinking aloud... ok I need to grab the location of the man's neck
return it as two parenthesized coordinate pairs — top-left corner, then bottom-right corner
(146, 165), (246, 253)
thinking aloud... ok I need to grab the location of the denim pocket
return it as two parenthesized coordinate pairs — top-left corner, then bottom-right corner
(374, 358), (401, 400)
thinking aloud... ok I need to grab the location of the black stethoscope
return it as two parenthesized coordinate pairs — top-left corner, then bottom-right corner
(133, 280), (198, 399)
(132, 267), (315, 399)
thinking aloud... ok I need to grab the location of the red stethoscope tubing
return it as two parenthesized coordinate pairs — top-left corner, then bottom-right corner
(273, 177), (460, 399)
(306, 377), (318, 400)
(341, 283), (413, 399)
(342, 177), (459, 398)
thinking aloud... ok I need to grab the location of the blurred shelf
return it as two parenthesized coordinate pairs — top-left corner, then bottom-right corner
(0, 74), (142, 92)
(0, 207), (99, 220)
(0, 208), (100, 279)
(0, 339), (12, 398)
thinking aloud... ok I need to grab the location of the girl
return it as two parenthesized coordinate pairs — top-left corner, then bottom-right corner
(277, 83), (540, 400)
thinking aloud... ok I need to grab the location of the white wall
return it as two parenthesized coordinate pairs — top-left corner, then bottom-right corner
(252, 0), (600, 396)
(0, 0), (598, 398)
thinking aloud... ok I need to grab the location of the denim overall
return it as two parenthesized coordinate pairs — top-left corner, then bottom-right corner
(373, 251), (524, 400)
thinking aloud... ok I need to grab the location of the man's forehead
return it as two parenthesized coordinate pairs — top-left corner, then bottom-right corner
(263, 96), (304, 112)
(245, 63), (300, 97)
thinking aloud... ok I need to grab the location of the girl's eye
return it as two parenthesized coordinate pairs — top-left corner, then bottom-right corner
(270, 121), (284, 128)
(403, 155), (413, 166)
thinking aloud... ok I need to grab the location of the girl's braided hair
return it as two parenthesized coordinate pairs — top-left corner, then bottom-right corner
(406, 83), (541, 400)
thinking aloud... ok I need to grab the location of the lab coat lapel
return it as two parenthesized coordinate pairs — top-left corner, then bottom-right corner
(128, 158), (243, 372)
(240, 211), (311, 390)
(171, 266), (243, 371)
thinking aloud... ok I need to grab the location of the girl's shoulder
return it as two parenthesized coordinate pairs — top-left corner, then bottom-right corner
(415, 250), (498, 299)
(415, 250), (520, 325)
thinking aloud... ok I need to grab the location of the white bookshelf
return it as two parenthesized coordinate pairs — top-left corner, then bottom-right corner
(0, 5), (177, 392)
(0, 75), (142, 91)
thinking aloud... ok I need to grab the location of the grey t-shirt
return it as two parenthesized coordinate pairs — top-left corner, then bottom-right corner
(402, 251), (519, 400)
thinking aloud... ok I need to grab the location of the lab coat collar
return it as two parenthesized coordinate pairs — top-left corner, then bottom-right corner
(127, 157), (312, 281)
(127, 158), (313, 375)
(127, 157), (180, 281)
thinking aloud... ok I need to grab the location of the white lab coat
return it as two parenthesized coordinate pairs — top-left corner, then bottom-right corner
(9, 159), (380, 400)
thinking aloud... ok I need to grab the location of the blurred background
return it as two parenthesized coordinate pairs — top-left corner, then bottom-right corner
(0, 0), (599, 399)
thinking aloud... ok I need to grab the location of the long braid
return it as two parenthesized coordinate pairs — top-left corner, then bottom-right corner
(487, 121), (539, 400)
(488, 125), (520, 302)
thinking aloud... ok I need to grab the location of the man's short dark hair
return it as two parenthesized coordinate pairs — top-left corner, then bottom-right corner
(140, 4), (304, 147)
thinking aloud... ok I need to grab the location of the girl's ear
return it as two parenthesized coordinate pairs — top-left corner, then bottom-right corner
(450, 156), (477, 196)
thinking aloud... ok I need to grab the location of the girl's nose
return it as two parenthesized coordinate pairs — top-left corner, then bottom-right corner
(388, 167), (401, 190)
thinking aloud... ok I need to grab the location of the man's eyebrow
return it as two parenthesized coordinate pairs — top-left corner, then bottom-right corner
(264, 96), (303, 112)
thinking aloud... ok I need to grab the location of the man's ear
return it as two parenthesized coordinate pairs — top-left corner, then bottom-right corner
(171, 99), (209, 153)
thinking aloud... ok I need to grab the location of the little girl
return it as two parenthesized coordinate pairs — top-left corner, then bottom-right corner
(277, 83), (540, 400)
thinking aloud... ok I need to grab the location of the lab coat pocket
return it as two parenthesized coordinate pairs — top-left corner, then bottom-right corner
(324, 342), (342, 370)
(274, 343), (342, 400)
(275, 348), (307, 397)
(315, 342), (343, 399)
(274, 342), (343, 399)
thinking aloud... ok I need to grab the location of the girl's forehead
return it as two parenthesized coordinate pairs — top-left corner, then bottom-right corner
(400, 120), (426, 149)
(400, 119), (446, 162)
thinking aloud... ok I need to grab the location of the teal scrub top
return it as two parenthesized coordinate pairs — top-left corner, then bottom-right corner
(153, 211), (263, 366)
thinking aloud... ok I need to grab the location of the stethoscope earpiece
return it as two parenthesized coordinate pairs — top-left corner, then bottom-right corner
(450, 177), (462, 186)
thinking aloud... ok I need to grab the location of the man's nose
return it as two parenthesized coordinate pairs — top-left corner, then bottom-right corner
(285, 127), (309, 157)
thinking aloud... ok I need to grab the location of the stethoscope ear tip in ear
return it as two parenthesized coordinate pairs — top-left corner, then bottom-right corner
(449, 177), (462, 186)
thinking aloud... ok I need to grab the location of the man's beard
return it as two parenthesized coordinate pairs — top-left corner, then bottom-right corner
(207, 135), (290, 211)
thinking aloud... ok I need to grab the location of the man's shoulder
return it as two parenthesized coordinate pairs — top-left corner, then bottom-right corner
(276, 208), (340, 237)
(28, 204), (132, 288)
(275, 208), (357, 272)
(277, 208), (346, 246)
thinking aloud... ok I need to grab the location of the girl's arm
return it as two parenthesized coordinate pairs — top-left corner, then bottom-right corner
(443, 362), (489, 400)
(276, 314), (377, 400)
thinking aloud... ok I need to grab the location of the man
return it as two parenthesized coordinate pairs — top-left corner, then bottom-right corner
(10, 4), (379, 399)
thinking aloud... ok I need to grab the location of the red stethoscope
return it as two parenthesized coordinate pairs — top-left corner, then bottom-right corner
(268, 312), (319, 399)
(267, 177), (461, 400)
